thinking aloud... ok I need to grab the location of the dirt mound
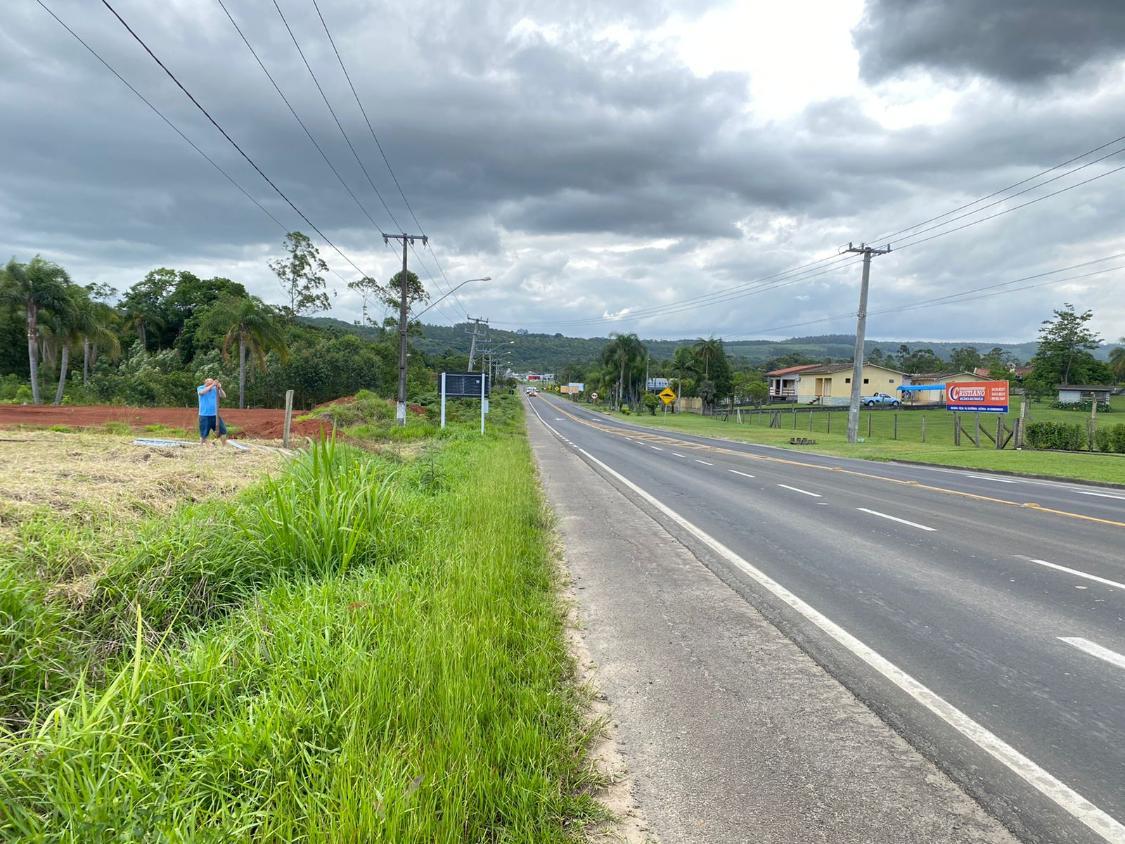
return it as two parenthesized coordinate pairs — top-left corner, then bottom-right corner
(0, 405), (332, 439)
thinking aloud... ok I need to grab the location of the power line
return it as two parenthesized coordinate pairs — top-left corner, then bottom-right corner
(308, 0), (470, 319)
(37, 0), (367, 299)
(214, 0), (388, 248)
(98, 0), (378, 287)
(866, 132), (1125, 245)
(270, 0), (462, 324)
(717, 253), (1125, 341)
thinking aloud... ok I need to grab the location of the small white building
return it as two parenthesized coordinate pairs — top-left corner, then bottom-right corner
(1057, 384), (1113, 404)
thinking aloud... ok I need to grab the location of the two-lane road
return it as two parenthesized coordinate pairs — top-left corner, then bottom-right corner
(529, 393), (1125, 844)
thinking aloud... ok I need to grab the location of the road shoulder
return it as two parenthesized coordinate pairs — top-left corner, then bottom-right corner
(528, 405), (1016, 843)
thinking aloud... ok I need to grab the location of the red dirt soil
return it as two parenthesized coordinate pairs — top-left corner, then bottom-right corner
(0, 405), (332, 439)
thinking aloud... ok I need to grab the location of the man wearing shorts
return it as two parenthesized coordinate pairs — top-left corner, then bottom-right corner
(197, 378), (228, 445)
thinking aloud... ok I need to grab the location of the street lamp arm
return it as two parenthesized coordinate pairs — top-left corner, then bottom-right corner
(413, 277), (490, 318)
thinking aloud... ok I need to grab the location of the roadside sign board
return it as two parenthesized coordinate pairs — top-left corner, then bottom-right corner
(591, 392), (599, 401)
(659, 387), (677, 405)
(442, 372), (490, 398)
(568, 382), (585, 392)
(946, 380), (1008, 413)
(647, 377), (670, 390)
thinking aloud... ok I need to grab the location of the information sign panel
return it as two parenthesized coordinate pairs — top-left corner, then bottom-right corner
(443, 372), (490, 398)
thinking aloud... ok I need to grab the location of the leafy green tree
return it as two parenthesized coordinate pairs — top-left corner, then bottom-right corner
(949, 346), (982, 372)
(269, 231), (330, 318)
(642, 392), (659, 415)
(1027, 304), (1104, 393)
(1110, 339), (1125, 384)
(199, 295), (289, 408)
(121, 269), (175, 350)
(0, 256), (72, 404)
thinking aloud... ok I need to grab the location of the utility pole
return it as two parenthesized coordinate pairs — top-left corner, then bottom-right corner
(383, 232), (428, 426)
(465, 316), (487, 371)
(843, 242), (891, 444)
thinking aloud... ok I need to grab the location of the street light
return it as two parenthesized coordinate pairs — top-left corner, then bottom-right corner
(413, 276), (491, 318)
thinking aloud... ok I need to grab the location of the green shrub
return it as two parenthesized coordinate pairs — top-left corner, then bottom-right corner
(101, 421), (131, 436)
(1094, 423), (1125, 454)
(1050, 400), (1112, 412)
(1024, 421), (1086, 451)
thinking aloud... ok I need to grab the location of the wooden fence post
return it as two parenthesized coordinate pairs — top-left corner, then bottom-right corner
(974, 413), (981, 447)
(867, 413), (872, 438)
(893, 414), (898, 440)
(921, 415), (926, 443)
(1090, 398), (1098, 451)
(996, 414), (1003, 449)
(954, 412), (961, 446)
(827, 411), (831, 434)
(282, 389), (294, 449)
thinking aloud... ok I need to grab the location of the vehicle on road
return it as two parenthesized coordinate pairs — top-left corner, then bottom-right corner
(863, 392), (900, 407)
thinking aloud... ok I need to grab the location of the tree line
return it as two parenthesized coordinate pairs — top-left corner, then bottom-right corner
(554, 304), (1122, 414)
(0, 233), (453, 410)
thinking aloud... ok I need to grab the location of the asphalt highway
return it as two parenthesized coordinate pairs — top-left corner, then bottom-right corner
(530, 393), (1125, 844)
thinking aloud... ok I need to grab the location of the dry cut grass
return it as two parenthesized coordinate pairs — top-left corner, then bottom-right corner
(0, 431), (283, 544)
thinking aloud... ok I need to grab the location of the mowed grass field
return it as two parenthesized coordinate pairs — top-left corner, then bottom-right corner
(0, 395), (601, 841)
(593, 395), (1125, 485)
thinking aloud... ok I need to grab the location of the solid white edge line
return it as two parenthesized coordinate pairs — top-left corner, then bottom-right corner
(524, 401), (1125, 842)
(695, 459), (713, 465)
(777, 483), (822, 498)
(1023, 557), (1125, 591)
(729, 469), (755, 478)
(1059, 637), (1125, 671)
(856, 507), (937, 532)
(651, 446), (663, 451)
(672, 453), (686, 458)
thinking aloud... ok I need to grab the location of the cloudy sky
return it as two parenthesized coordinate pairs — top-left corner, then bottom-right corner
(5, 0), (1125, 342)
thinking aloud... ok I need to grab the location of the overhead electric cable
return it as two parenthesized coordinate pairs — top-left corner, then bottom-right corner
(37, 0), (372, 298)
(271, 0), (461, 323)
(98, 0), (377, 286)
(866, 132), (1125, 245)
(308, 0), (469, 318)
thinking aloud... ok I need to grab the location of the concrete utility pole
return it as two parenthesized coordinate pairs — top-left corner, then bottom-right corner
(466, 316), (488, 371)
(843, 242), (891, 444)
(383, 232), (428, 426)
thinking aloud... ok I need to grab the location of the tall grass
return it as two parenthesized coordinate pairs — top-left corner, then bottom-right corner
(1, 398), (599, 840)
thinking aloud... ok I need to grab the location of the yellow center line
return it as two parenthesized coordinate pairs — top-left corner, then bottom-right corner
(547, 401), (1125, 530)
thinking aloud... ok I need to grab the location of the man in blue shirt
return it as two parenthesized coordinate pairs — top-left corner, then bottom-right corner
(197, 378), (228, 445)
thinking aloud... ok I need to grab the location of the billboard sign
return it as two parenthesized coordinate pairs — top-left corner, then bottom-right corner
(568, 382), (585, 392)
(646, 377), (670, 390)
(442, 372), (490, 398)
(946, 380), (1008, 413)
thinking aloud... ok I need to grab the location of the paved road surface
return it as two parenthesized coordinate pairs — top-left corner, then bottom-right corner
(529, 393), (1125, 844)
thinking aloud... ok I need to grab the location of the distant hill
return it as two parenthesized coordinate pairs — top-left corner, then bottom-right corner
(301, 318), (1117, 372)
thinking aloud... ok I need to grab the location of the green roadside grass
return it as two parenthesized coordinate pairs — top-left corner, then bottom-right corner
(0, 395), (601, 841)
(586, 400), (1125, 485)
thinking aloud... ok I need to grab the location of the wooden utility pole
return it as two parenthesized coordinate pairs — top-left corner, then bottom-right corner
(383, 233), (428, 426)
(465, 316), (488, 372)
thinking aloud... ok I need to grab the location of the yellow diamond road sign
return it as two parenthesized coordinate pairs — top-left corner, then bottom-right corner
(659, 387), (676, 405)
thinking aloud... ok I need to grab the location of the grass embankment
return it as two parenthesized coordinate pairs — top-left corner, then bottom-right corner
(592, 397), (1125, 484)
(1, 395), (598, 840)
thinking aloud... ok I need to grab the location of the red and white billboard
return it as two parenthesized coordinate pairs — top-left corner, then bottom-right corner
(946, 381), (1009, 413)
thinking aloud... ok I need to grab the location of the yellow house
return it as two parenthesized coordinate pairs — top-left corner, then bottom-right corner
(902, 371), (980, 406)
(794, 363), (905, 405)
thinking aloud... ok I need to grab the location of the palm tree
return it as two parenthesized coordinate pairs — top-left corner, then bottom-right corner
(692, 337), (723, 380)
(602, 333), (646, 410)
(1110, 338), (1125, 384)
(42, 287), (85, 405)
(81, 301), (122, 386)
(200, 295), (288, 408)
(0, 257), (72, 404)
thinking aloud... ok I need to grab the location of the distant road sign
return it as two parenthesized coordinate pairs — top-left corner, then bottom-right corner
(591, 391), (599, 401)
(659, 387), (677, 405)
(946, 381), (1008, 413)
(442, 372), (490, 398)
(647, 377), (670, 390)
